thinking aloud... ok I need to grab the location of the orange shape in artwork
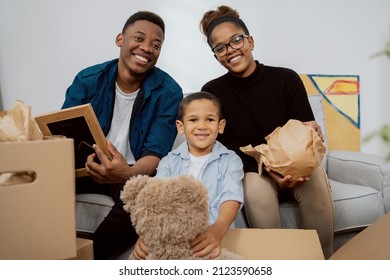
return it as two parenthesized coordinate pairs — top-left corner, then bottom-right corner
(324, 80), (359, 95)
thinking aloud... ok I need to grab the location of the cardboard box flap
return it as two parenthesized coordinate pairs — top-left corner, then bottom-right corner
(222, 228), (324, 260)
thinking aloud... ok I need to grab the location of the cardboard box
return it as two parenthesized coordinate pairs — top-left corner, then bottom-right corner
(330, 212), (390, 260)
(222, 228), (324, 260)
(68, 238), (94, 260)
(0, 139), (77, 259)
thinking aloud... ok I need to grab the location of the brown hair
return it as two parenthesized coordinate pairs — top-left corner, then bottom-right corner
(200, 6), (249, 47)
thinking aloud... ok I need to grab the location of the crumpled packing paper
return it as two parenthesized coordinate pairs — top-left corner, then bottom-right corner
(240, 119), (326, 181)
(0, 100), (42, 142)
(0, 100), (42, 186)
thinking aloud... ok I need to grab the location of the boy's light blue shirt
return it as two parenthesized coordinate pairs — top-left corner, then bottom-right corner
(156, 140), (244, 226)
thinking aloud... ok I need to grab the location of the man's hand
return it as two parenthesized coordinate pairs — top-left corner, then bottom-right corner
(85, 141), (132, 184)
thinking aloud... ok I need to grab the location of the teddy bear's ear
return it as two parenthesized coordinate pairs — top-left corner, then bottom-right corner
(120, 174), (150, 213)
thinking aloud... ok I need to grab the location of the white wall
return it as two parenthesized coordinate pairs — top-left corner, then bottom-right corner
(1, 0), (390, 156)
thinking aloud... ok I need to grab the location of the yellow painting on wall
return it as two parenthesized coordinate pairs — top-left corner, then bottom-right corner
(300, 74), (360, 151)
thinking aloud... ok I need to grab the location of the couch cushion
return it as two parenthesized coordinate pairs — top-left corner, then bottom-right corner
(279, 179), (385, 232)
(280, 201), (301, 229)
(307, 94), (326, 142)
(330, 179), (385, 232)
(76, 194), (114, 233)
(307, 94), (328, 171)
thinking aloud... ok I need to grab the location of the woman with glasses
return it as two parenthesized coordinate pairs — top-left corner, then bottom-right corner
(200, 5), (334, 258)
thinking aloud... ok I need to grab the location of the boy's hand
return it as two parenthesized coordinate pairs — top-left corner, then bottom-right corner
(190, 224), (225, 259)
(132, 238), (149, 260)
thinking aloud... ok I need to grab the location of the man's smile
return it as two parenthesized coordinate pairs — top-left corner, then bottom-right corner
(134, 54), (150, 63)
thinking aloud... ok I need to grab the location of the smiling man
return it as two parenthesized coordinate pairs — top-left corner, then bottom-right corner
(62, 11), (183, 259)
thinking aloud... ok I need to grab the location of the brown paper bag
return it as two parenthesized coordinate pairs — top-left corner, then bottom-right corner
(0, 100), (42, 142)
(240, 119), (326, 181)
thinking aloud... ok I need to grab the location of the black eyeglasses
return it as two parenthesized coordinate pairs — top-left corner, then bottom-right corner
(211, 34), (250, 58)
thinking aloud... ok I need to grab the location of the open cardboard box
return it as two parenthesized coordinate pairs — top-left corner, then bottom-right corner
(0, 138), (77, 259)
(330, 212), (390, 260)
(222, 228), (324, 260)
(68, 238), (94, 260)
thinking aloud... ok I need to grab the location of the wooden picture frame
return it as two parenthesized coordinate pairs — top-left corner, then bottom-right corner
(34, 104), (110, 177)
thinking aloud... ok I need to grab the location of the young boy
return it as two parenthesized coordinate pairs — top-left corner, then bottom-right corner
(132, 91), (244, 259)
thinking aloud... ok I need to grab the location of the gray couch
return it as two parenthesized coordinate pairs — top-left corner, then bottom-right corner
(75, 94), (390, 257)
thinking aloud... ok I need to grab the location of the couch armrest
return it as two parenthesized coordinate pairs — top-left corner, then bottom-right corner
(327, 150), (390, 212)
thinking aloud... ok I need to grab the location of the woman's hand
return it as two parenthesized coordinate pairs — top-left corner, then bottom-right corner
(303, 121), (324, 142)
(132, 238), (149, 260)
(265, 167), (309, 189)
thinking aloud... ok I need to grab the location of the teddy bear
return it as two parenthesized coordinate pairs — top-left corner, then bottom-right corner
(120, 174), (242, 260)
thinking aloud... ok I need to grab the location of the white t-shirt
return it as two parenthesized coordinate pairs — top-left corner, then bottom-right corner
(188, 152), (211, 179)
(106, 83), (139, 164)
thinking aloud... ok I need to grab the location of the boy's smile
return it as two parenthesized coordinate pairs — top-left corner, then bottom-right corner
(176, 99), (226, 156)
